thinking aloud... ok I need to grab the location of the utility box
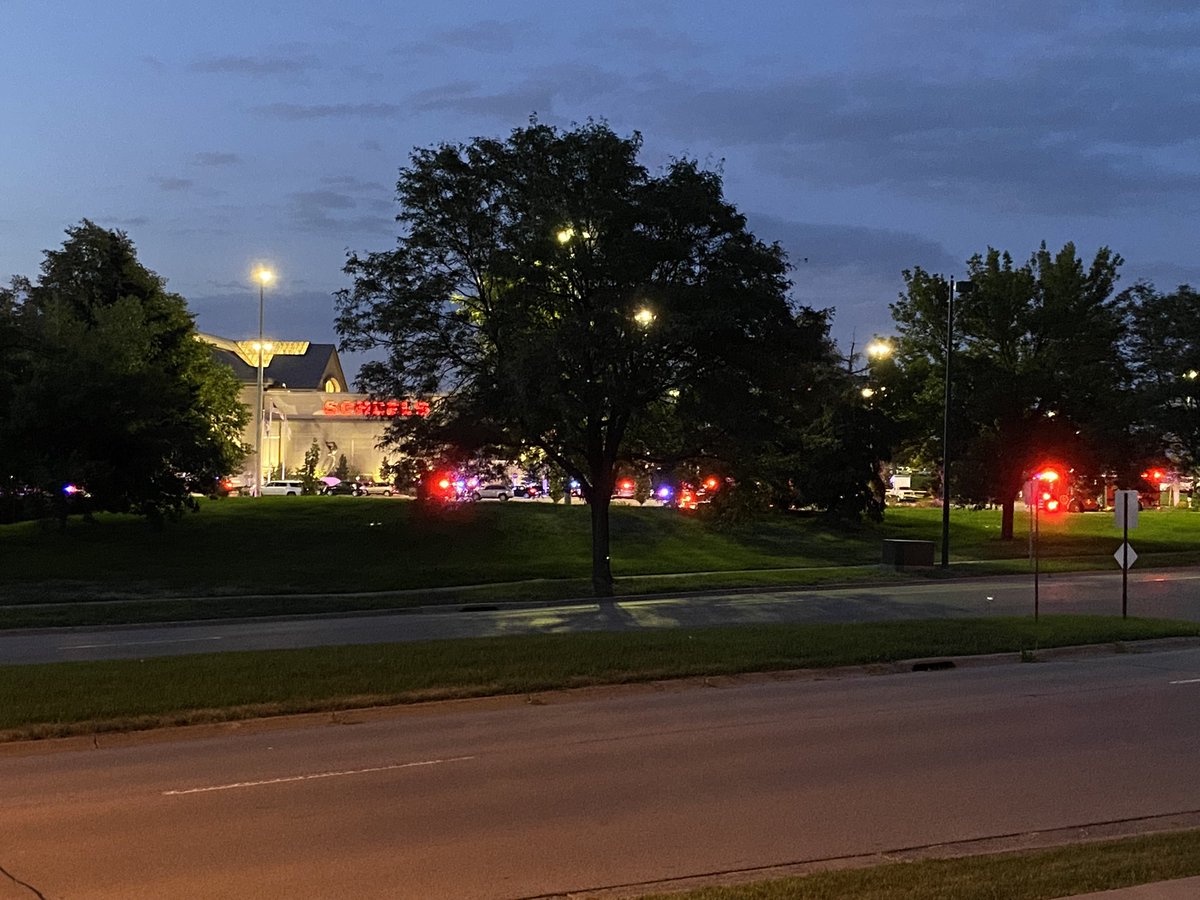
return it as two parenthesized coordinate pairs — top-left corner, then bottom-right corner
(882, 539), (935, 569)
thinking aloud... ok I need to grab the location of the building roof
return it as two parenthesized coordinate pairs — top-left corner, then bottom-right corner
(197, 332), (349, 392)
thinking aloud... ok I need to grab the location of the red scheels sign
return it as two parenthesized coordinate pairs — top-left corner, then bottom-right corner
(321, 399), (430, 417)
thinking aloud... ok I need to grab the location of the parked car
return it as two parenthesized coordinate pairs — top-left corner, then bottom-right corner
(321, 482), (364, 496)
(261, 480), (305, 496)
(354, 480), (394, 496)
(1066, 494), (1101, 513)
(473, 483), (512, 501)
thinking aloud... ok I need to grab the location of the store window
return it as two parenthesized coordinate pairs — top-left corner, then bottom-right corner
(324, 377), (342, 393)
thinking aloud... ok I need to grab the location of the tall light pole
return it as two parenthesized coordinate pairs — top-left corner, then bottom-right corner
(253, 268), (273, 497)
(941, 276), (972, 568)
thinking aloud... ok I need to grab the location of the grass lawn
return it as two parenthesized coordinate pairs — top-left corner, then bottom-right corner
(636, 829), (1200, 900)
(3, 615), (1196, 740)
(2, 500), (1199, 620)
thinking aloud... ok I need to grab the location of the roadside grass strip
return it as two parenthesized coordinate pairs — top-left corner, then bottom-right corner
(636, 829), (1200, 900)
(2, 616), (1196, 741)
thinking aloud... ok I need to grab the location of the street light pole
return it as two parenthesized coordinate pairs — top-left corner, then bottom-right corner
(941, 277), (971, 568)
(253, 269), (273, 497)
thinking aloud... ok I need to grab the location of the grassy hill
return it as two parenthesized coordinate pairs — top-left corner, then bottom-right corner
(2, 498), (1198, 624)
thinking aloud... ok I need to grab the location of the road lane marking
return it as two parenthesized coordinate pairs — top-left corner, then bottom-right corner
(1170, 678), (1200, 685)
(162, 755), (475, 796)
(61, 636), (225, 650)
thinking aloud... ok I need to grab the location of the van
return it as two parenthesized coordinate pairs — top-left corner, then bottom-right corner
(261, 480), (304, 496)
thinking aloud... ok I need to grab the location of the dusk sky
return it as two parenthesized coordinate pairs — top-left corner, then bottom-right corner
(4, 1), (1197, 380)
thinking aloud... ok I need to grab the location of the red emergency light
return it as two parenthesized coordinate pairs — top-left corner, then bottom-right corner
(1031, 466), (1064, 513)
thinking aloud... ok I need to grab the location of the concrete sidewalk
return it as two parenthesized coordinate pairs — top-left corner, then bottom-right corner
(1064, 875), (1200, 898)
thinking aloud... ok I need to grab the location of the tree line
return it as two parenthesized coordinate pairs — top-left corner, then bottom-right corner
(0, 222), (247, 523)
(885, 246), (1198, 539)
(3, 121), (1195, 598)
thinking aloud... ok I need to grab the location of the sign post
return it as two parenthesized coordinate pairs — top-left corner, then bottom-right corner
(1114, 489), (1139, 618)
(1023, 478), (1040, 621)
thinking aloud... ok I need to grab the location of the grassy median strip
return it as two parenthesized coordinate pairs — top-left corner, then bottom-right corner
(637, 829), (1200, 899)
(3, 616), (1197, 741)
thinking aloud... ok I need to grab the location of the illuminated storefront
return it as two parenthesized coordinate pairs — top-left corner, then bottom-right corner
(200, 333), (417, 482)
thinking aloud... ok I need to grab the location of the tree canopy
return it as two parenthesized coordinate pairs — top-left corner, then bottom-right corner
(0, 221), (248, 521)
(1126, 283), (1200, 476)
(888, 242), (1132, 539)
(337, 120), (859, 595)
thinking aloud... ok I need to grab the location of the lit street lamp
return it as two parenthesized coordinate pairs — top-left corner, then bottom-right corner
(253, 268), (273, 497)
(845, 338), (892, 376)
(941, 276), (973, 568)
(866, 339), (892, 361)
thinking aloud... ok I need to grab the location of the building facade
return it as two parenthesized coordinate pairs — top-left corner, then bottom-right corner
(201, 333), (401, 483)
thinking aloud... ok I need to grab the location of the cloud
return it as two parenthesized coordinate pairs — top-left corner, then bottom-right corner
(293, 190), (356, 211)
(616, 46), (1200, 217)
(151, 176), (194, 192)
(320, 175), (389, 194)
(404, 19), (532, 56)
(194, 152), (241, 167)
(434, 19), (530, 53)
(190, 53), (320, 77)
(104, 216), (151, 228)
(393, 7), (1199, 220)
(584, 25), (706, 57)
(749, 214), (958, 280)
(411, 64), (623, 120)
(253, 102), (404, 120)
(747, 214), (959, 344)
(287, 189), (393, 236)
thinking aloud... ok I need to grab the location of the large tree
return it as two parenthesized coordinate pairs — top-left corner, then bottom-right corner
(336, 120), (847, 595)
(1126, 283), (1200, 477)
(889, 243), (1132, 540)
(1, 221), (248, 521)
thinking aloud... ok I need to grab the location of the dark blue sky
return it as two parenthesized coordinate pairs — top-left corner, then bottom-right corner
(4, 1), (1197, 379)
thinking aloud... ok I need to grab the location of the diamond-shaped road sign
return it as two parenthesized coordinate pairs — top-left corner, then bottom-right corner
(1114, 543), (1138, 570)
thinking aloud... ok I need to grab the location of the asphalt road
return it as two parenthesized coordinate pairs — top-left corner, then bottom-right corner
(4, 644), (1200, 898)
(2, 567), (1199, 665)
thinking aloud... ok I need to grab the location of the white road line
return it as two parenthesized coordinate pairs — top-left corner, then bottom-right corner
(162, 755), (475, 796)
(1169, 678), (1200, 685)
(61, 636), (225, 650)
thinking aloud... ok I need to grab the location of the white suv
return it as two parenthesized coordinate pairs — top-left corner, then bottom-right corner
(261, 480), (304, 496)
(473, 483), (512, 501)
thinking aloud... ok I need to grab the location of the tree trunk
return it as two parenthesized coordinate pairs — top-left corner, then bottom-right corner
(590, 492), (614, 597)
(1001, 496), (1015, 541)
